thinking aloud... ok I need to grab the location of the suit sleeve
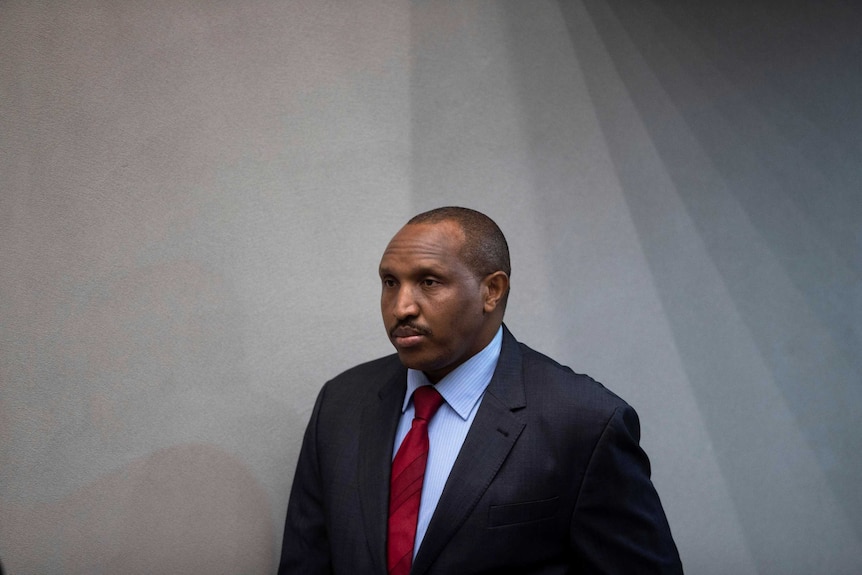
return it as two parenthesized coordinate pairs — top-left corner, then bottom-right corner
(570, 404), (683, 574)
(278, 385), (333, 575)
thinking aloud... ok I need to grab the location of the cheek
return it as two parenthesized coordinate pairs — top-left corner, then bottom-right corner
(442, 298), (482, 330)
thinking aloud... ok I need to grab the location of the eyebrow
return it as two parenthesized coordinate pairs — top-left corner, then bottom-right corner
(378, 265), (446, 278)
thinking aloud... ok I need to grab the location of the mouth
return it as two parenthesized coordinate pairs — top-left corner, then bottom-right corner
(390, 324), (430, 348)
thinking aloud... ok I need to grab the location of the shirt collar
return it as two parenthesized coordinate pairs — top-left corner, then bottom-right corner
(403, 326), (503, 420)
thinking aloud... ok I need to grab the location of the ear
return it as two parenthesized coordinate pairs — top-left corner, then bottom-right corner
(482, 271), (509, 313)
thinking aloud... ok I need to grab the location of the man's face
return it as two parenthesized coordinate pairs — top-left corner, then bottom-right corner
(379, 221), (492, 383)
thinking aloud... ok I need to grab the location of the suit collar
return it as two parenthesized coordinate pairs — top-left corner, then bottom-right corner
(358, 362), (407, 574)
(483, 324), (527, 410)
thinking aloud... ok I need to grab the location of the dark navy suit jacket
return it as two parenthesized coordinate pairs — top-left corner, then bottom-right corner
(279, 326), (682, 574)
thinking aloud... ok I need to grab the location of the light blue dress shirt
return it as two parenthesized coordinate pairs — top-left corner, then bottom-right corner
(392, 326), (503, 558)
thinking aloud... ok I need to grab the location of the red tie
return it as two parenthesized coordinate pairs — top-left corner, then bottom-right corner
(387, 385), (445, 575)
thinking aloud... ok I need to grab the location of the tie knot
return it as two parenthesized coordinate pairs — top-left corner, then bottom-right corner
(412, 385), (444, 421)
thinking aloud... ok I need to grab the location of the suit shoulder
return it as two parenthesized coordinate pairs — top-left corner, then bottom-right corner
(329, 353), (403, 381)
(516, 341), (629, 412)
(319, 353), (404, 398)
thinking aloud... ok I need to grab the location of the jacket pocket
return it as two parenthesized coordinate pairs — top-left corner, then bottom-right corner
(488, 496), (560, 528)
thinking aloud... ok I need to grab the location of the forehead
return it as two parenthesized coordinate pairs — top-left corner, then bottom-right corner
(379, 222), (465, 272)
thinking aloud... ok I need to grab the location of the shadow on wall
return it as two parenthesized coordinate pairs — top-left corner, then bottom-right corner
(0, 443), (274, 574)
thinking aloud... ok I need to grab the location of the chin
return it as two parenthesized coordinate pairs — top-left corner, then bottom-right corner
(395, 352), (425, 371)
(395, 350), (436, 373)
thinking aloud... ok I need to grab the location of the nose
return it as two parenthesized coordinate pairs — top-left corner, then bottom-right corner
(393, 285), (419, 320)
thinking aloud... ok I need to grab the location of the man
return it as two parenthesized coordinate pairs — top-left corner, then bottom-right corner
(279, 207), (682, 574)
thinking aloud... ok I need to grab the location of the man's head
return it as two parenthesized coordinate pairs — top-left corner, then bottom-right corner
(378, 207), (510, 383)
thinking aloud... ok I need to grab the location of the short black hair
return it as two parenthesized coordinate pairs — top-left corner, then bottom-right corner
(407, 207), (510, 307)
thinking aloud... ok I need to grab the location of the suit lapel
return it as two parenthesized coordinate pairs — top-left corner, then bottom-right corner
(358, 363), (407, 574)
(412, 327), (527, 575)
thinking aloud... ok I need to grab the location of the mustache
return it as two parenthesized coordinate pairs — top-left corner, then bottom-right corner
(390, 321), (432, 338)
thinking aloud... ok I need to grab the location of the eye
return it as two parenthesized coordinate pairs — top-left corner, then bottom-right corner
(382, 277), (397, 288)
(421, 278), (440, 287)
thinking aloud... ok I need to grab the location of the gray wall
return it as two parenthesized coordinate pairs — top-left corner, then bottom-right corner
(2, 1), (860, 573)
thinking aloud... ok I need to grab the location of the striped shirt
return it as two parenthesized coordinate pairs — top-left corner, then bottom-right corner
(392, 326), (504, 557)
